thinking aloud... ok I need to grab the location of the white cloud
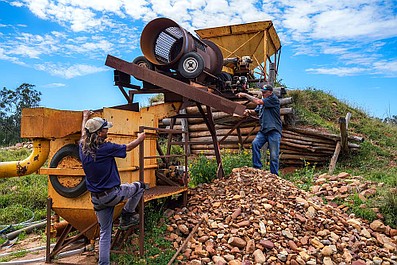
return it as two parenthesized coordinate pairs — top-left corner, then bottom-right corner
(10, 1), (24, 7)
(67, 0), (123, 13)
(122, 0), (152, 20)
(42, 82), (66, 88)
(6, 32), (60, 58)
(26, 0), (49, 19)
(0, 47), (27, 66)
(373, 60), (397, 77)
(279, 0), (397, 42)
(10, 44), (43, 58)
(306, 67), (367, 76)
(340, 52), (378, 67)
(34, 63), (108, 78)
(0, 30), (121, 62)
(22, 0), (111, 32)
(322, 46), (348, 55)
(311, 7), (397, 41)
(3, 0), (397, 81)
(63, 39), (113, 55)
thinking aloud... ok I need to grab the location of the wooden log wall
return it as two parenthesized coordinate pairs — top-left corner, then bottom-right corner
(159, 91), (364, 166)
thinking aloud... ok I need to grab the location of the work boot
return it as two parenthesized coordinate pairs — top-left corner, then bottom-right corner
(119, 210), (139, 230)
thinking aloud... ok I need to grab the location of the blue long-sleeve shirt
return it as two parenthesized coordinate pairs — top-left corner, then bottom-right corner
(254, 93), (282, 135)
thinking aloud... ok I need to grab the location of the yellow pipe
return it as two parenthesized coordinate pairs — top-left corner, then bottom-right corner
(0, 139), (50, 178)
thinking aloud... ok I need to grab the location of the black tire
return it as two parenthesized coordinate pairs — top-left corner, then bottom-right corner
(177, 52), (204, 79)
(132, 56), (154, 70)
(49, 144), (87, 198)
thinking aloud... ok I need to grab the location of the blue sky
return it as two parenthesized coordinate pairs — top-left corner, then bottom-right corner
(0, 0), (396, 119)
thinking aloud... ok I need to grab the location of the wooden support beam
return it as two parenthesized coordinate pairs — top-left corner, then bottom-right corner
(328, 141), (341, 175)
(339, 112), (351, 154)
(196, 103), (225, 178)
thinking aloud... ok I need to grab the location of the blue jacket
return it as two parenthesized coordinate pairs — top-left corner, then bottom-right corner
(255, 93), (282, 135)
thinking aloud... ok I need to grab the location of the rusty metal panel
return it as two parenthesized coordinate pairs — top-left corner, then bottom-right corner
(194, 26), (232, 38)
(196, 21), (273, 37)
(230, 21), (272, 34)
(105, 55), (246, 116)
(195, 21), (281, 68)
(140, 102), (181, 121)
(144, 186), (188, 202)
(21, 108), (82, 139)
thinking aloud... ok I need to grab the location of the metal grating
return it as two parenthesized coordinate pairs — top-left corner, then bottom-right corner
(144, 185), (188, 202)
(154, 27), (184, 63)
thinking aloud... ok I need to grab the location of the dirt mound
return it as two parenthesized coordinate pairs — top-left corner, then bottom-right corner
(166, 167), (397, 264)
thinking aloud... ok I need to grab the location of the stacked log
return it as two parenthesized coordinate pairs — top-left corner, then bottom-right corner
(159, 92), (364, 166)
(280, 127), (363, 165)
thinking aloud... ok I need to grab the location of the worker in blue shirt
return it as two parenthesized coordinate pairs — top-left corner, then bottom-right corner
(79, 110), (145, 265)
(237, 83), (282, 175)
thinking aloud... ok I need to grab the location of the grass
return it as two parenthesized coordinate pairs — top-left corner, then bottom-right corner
(0, 173), (47, 224)
(0, 147), (31, 162)
(283, 88), (397, 227)
(281, 161), (316, 191)
(111, 201), (175, 265)
(0, 249), (28, 262)
(188, 148), (252, 186)
(0, 147), (47, 245)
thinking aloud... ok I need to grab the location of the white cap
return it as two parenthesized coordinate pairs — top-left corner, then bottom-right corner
(84, 117), (113, 133)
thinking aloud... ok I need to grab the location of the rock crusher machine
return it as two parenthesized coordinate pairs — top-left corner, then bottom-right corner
(0, 17), (281, 261)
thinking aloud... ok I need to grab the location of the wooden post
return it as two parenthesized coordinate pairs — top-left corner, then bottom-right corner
(339, 112), (351, 154)
(269, 62), (276, 86)
(328, 141), (341, 175)
(329, 112), (351, 174)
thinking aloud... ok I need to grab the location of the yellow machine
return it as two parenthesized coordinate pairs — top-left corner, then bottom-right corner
(0, 18), (281, 259)
(1, 103), (184, 238)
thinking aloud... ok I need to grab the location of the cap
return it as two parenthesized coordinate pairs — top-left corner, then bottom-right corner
(260, 83), (273, 92)
(85, 117), (113, 133)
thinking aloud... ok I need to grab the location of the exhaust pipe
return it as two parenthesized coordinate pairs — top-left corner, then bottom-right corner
(140, 17), (223, 79)
(0, 139), (50, 178)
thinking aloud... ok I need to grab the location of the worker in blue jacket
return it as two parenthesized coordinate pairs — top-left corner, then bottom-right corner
(79, 110), (145, 265)
(237, 83), (282, 175)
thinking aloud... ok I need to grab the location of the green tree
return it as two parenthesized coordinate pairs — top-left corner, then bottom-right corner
(0, 83), (41, 146)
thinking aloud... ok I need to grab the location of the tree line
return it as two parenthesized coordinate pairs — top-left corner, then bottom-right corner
(0, 83), (41, 146)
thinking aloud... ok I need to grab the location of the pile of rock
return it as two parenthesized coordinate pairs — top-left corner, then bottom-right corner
(165, 167), (396, 264)
(310, 172), (384, 216)
(0, 142), (33, 150)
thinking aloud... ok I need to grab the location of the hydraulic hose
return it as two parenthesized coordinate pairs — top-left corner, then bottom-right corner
(4, 221), (46, 241)
(0, 245), (86, 264)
